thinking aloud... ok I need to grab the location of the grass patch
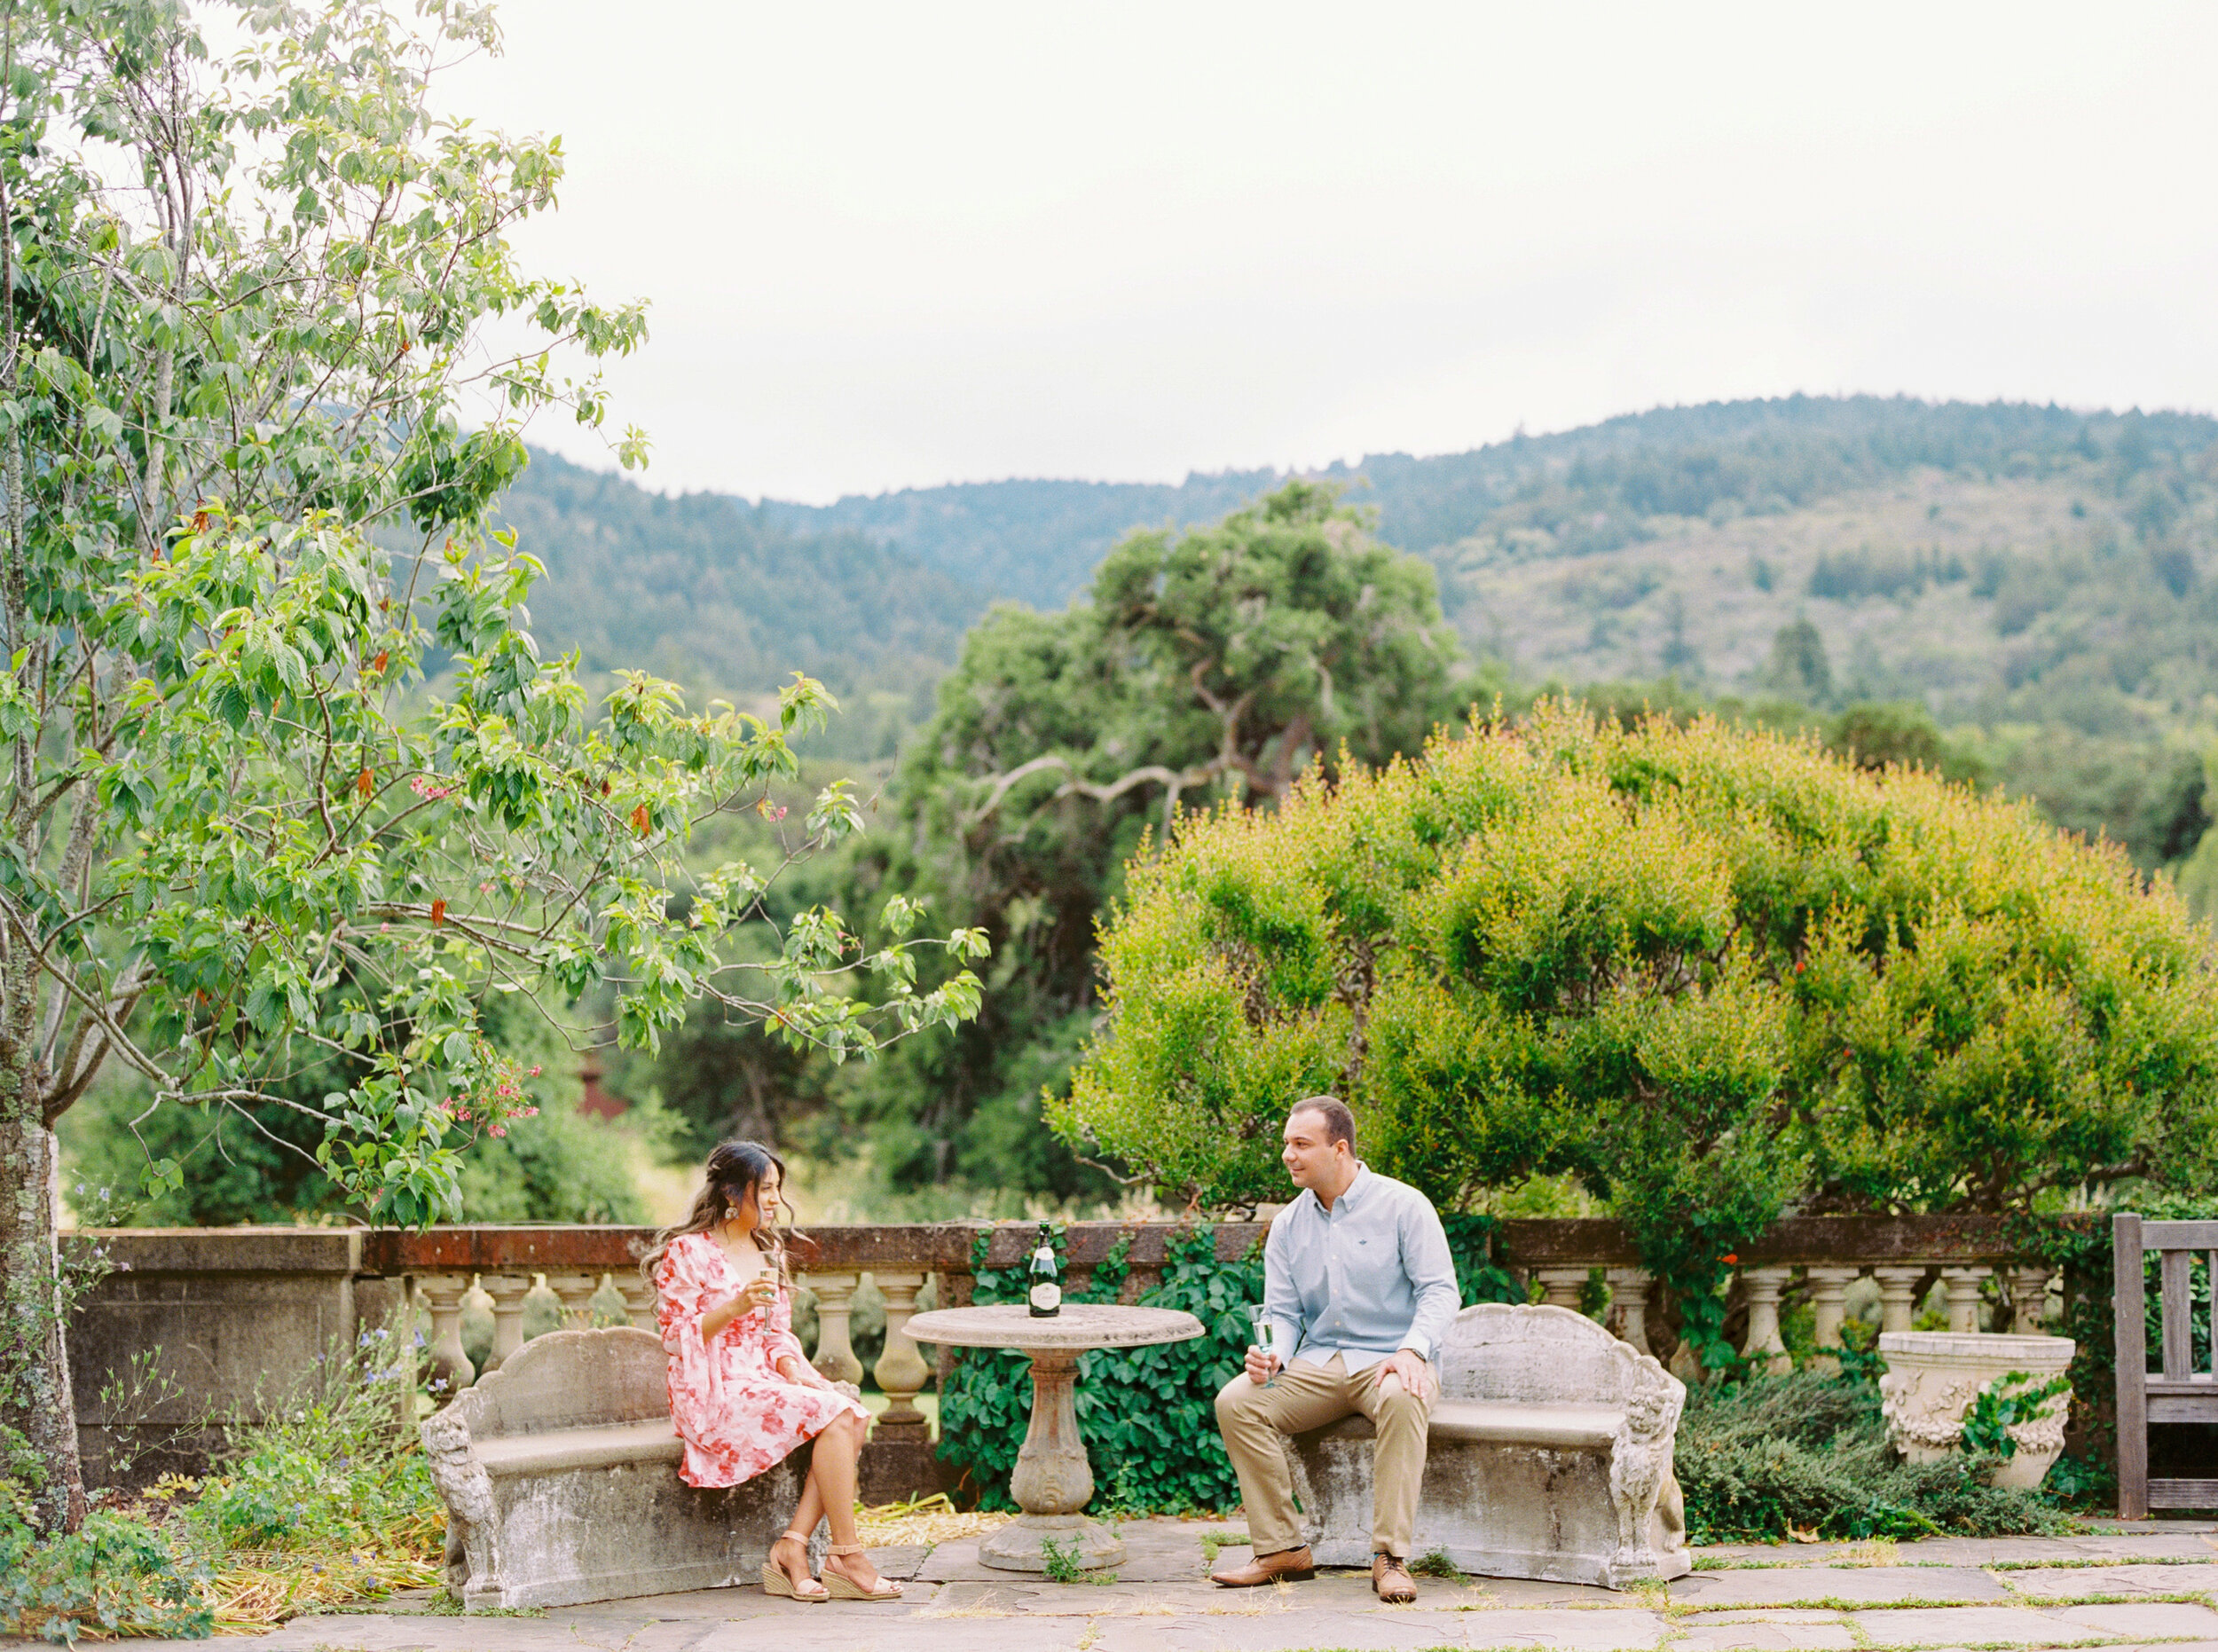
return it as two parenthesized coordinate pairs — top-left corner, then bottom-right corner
(1409, 1548), (1466, 1581)
(1198, 1529), (1250, 1568)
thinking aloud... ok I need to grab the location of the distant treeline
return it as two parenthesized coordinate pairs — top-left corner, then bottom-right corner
(491, 451), (987, 755)
(499, 395), (2218, 761)
(753, 396), (2218, 605)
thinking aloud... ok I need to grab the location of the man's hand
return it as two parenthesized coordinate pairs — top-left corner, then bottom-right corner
(1245, 1344), (1282, 1385)
(1375, 1348), (1434, 1403)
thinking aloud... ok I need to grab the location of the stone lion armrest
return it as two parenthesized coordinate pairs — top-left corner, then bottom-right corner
(1286, 1302), (1689, 1590)
(420, 1326), (843, 1611)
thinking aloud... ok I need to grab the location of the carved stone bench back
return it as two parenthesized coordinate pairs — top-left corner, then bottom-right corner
(451, 1326), (670, 1439)
(1437, 1303), (1652, 1407)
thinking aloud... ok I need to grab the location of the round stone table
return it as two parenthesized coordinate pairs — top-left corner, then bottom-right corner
(904, 1302), (1203, 1572)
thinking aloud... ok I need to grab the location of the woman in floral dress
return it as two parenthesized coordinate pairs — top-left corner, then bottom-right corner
(643, 1140), (900, 1602)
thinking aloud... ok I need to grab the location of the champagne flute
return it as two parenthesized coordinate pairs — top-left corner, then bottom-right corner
(1247, 1305), (1278, 1388)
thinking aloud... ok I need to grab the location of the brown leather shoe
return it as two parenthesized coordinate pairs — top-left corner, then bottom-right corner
(1210, 1544), (1316, 1586)
(1372, 1553), (1416, 1603)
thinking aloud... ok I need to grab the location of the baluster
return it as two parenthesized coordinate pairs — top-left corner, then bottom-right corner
(617, 1275), (658, 1333)
(1534, 1267), (1586, 1311)
(547, 1271), (601, 1329)
(480, 1273), (530, 1371)
(521, 1273), (565, 1341)
(1805, 1268), (1860, 1373)
(871, 1271), (932, 1440)
(1740, 1266), (1794, 1374)
(1872, 1266), (1924, 1335)
(805, 1270), (864, 1384)
(418, 1273), (475, 1396)
(2009, 1266), (2053, 1334)
(1940, 1266), (1988, 1333)
(461, 1274), (499, 1371)
(588, 1272), (632, 1329)
(1604, 1266), (1652, 1355)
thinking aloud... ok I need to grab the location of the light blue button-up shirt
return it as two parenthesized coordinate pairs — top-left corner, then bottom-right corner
(1262, 1163), (1459, 1374)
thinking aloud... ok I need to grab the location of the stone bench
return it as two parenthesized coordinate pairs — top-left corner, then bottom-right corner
(420, 1326), (833, 1609)
(1285, 1302), (1690, 1589)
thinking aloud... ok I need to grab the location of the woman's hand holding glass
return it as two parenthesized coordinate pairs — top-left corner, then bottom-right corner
(731, 1272), (781, 1316)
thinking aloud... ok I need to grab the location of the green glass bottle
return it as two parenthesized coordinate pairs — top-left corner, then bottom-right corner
(1027, 1223), (1061, 1318)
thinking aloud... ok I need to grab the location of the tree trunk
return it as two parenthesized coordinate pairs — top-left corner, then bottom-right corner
(0, 1077), (85, 1534)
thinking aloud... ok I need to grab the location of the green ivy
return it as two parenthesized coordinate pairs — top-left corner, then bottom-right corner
(1959, 1372), (2072, 1460)
(1442, 1213), (1525, 1307)
(937, 1224), (1256, 1512)
(1076, 1227), (1262, 1513)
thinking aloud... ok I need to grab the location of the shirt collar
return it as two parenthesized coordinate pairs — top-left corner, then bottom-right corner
(1305, 1161), (1370, 1217)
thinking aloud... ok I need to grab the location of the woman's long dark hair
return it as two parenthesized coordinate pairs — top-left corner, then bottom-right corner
(640, 1140), (808, 1283)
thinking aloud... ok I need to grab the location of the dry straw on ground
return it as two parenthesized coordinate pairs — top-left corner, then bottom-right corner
(201, 1552), (444, 1632)
(855, 1492), (1011, 1548)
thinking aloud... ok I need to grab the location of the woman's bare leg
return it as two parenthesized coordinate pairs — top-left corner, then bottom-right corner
(811, 1412), (888, 1591)
(772, 1473), (827, 1591)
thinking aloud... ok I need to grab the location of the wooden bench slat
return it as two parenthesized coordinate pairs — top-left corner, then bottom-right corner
(2143, 1221), (2218, 1248)
(2161, 1250), (2195, 1380)
(2149, 1478), (2218, 1509)
(2147, 1396), (2218, 1423)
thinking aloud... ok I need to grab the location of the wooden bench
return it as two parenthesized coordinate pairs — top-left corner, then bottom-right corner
(2113, 1212), (2218, 1518)
(419, 1326), (830, 1609)
(1285, 1302), (1689, 1589)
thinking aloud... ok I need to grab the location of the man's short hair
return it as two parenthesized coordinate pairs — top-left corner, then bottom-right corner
(1289, 1095), (1356, 1152)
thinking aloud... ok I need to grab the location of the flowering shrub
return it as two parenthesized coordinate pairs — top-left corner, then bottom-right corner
(1059, 704), (2218, 1364)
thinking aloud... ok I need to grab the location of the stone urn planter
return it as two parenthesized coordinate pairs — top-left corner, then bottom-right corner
(1876, 1332), (2075, 1490)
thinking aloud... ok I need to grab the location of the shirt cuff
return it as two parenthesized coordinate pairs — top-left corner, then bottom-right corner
(1399, 1337), (1430, 1361)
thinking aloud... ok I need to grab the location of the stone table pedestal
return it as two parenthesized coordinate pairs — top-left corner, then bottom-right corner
(904, 1302), (1203, 1572)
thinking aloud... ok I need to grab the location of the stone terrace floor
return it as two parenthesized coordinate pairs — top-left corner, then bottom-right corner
(68, 1519), (2218, 1652)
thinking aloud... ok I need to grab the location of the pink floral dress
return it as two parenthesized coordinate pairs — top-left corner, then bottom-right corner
(654, 1231), (869, 1489)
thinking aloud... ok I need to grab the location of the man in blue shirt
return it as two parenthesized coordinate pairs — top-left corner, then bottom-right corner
(1210, 1096), (1459, 1602)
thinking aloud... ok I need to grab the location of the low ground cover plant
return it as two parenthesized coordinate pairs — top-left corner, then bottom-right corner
(1676, 1365), (2076, 1543)
(2, 1326), (444, 1642)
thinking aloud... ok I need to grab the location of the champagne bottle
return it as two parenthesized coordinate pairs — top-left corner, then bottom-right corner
(1027, 1223), (1061, 1318)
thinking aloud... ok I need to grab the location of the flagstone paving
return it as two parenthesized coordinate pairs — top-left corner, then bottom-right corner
(42, 1519), (2218, 1652)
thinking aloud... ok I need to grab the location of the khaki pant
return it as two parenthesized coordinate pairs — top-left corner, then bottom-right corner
(1214, 1353), (1435, 1559)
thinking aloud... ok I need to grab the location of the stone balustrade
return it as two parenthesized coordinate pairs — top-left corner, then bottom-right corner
(66, 1214), (2093, 1492)
(376, 1217), (2072, 1402)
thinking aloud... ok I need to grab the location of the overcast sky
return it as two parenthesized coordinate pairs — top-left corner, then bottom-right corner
(443, 3), (2218, 505)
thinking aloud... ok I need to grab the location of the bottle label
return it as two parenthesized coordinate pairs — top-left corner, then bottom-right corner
(1030, 1282), (1062, 1312)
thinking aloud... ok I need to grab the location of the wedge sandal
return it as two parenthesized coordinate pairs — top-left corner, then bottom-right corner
(822, 1543), (903, 1601)
(760, 1529), (828, 1601)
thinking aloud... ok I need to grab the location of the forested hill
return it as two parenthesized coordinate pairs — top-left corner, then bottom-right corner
(755, 397), (2217, 610)
(756, 471), (1278, 610)
(745, 396), (2218, 739)
(492, 451), (987, 751)
(500, 396), (2218, 761)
